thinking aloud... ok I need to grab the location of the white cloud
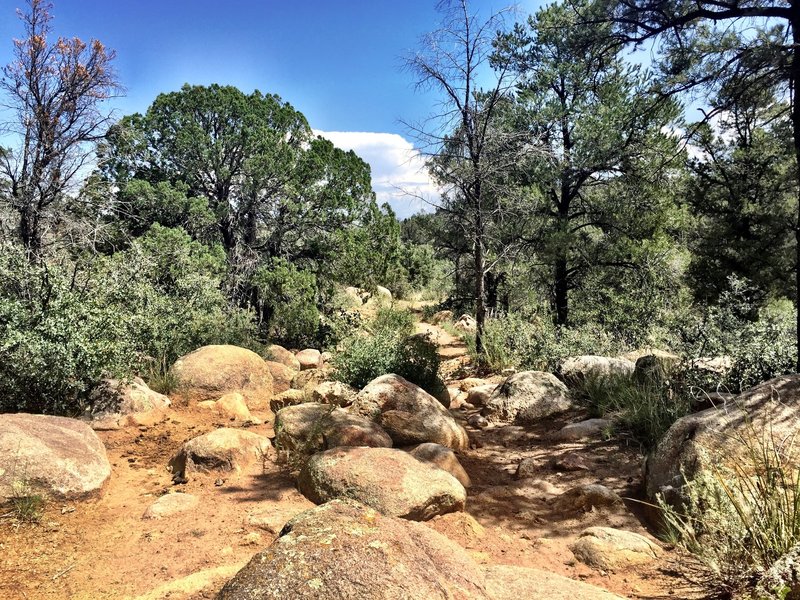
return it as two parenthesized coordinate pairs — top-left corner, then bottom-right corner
(314, 130), (440, 219)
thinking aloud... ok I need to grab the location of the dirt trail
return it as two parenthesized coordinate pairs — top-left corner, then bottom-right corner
(0, 321), (693, 600)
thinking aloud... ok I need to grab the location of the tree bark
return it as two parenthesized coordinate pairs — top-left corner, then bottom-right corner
(792, 3), (800, 371)
(554, 253), (569, 326)
(474, 208), (486, 355)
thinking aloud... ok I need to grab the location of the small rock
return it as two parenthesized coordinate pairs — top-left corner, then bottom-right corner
(570, 527), (660, 571)
(554, 484), (621, 513)
(549, 453), (591, 472)
(296, 349), (323, 370)
(468, 414), (489, 429)
(143, 493), (199, 519)
(515, 457), (538, 480)
(554, 419), (612, 442)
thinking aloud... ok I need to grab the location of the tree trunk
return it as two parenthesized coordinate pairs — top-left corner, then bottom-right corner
(792, 7), (800, 372)
(554, 253), (569, 326)
(474, 209), (486, 356)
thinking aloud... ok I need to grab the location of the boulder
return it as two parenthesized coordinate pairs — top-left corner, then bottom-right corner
(298, 447), (466, 520)
(169, 428), (271, 476)
(266, 344), (301, 371)
(265, 361), (293, 394)
(0, 414), (111, 499)
(484, 565), (625, 600)
(646, 375), (800, 504)
(466, 384), (497, 407)
(559, 356), (635, 387)
(483, 371), (573, 424)
(269, 389), (307, 414)
(453, 314), (477, 333)
(376, 285), (393, 301)
(515, 457), (538, 480)
(274, 403), (391, 453)
(170, 345), (273, 410)
(142, 492), (199, 519)
(89, 377), (171, 430)
(215, 392), (259, 424)
(352, 374), (469, 450)
(468, 414), (489, 428)
(633, 351), (681, 383)
(218, 499), (489, 599)
(570, 527), (660, 571)
(410, 443), (471, 487)
(554, 418), (612, 441)
(291, 368), (327, 393)
(311, 381), (357, 407)
(554, 484), (622, 513)
(343, 286), (366, 307)
(296, 348), (323, 370)
(457, 378), (492, 391)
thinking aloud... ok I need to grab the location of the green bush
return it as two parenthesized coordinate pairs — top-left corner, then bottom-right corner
(332, 308), (444, 397)
(0, 227), (259, 415)
(577, 372), (691, 450)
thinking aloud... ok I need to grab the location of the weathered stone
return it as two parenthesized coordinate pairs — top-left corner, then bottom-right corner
(352, 374), (469, 450)
(453, 314), (477, 332)
(215, 392), (259, 424)
(218, 499), (489, 599)
(468, 414), (489, 429)
(0, 414), (111, 499)
(554, 419), (612, 441)
(549, 452), (591, 472)
(570, 527), (660, 571)
(265, 361), (293, 394)
(430, 309), (453, 324)
(142, 493), (199, 519)
(311, 381), (357, 407)
(291, 368), (327, 393)
(483, 371), (573, 424)
(559, 356), (635, 387)
(410, 443), (471, 488)
(466, 384), (497, 407)
(515, 457), (539, 480)
(89, 377), (171, 430)
(170, 345), (273, 410)
(274, 403), (391, 453)
(169, 428), (271, 476)
(554, 484), (622, 513)
(646, 375), (800, 504)
(633, 351), (681, 384)
(298, 447), (466, 520)
(266, 344), (301, 371)
(296, 348), (323, 370)
(269, 389), (307, 414)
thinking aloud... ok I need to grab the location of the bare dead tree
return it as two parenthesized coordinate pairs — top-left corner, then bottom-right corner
(404, 0), (532, 356)
(0, 0), (121, 257)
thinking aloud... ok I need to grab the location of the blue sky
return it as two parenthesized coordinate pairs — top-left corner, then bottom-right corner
(0, 0), (544, 217)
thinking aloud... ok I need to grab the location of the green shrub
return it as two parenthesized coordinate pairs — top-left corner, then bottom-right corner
(332, 308), (444, 397)
(658, 426), (800, 598)
(577, 373), (691, 450)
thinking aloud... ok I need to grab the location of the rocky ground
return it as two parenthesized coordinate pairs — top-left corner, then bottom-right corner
(0, 320), (699, 600)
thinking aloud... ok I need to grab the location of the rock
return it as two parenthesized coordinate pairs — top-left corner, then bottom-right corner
(424, 511), (486, 548)
(143, 493), (199, 519)
(170, 345), (273, 410)
(245, 506), (309, 534)
(218, 499), (489, 599)
(298, 447), (466, 520)
(691, 355), (732, 375)
(570, 527), (660, 571)
(646, 375), (800, 504)
(291, 368), (326, 393)
(352, 374), (469, 450)
(483, 371), (573, 424)
(296, 348), (323, 370)
(554, 484), (621, 513)
(453, 313), (477, 333)
(633, 351), (681, 383)
(468, 414), (489, 428)
(559, 356), (635, 387)
(274, 403), (391, 453)
(265, 361), (293, 394)
(554, 419), (612, 441)
(515, 457), (538, 480)
(410, 443), (471, 487)
(169, 428), (271, 476)
(484, 564), (625, 600)
(0, 414), (111, 500)
(320, 351), (333, 363)
(466, 384), (497, 407)
(756, 543), (800, 600)
(268, 389), (307, 414)
(549, 452), (591, 472)
(216, 393), (259, 424)
(343, 286), (365, 307)
(266, 344), (300, 371)
(89, 377), (171, 430)
(430, 309), (453, 324)
(311, 381), (357, 407)
(375, 285), (393, 301)
(457, 378), (492, 392)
